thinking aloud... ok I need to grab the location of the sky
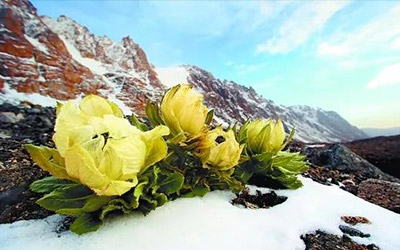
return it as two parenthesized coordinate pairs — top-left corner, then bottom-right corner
(32, 0), (400, 129)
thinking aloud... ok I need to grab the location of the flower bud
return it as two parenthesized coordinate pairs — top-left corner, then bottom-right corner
(196, 127), (243, 171)
(160, 84), (208, 138)
(246, 118), (286, 155)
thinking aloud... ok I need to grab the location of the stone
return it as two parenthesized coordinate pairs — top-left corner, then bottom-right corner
(357, 179), (400, 214)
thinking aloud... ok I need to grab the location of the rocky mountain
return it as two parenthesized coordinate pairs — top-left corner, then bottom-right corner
(0, 0), (368, 143)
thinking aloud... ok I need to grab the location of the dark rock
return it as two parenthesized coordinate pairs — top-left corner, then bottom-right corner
(232, 188), (287, 209)
(0, 103), (56, 224)
(346, 135), (400, 179)
(339, 225), (370, 238)
(302, 230), (379, 250)
(304, 144), (399, 184)
(357, 179), (400, 214)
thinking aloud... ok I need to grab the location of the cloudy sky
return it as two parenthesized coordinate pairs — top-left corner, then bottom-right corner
(32, 0), (400, 128)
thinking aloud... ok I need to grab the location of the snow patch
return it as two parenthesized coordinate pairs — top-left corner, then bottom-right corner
(156, 67), (189, 88)
(1, 177), (399, 250)
(59, 36), (108, 75)
(24, 35), (49, 54)
(0, 83), (57, 107)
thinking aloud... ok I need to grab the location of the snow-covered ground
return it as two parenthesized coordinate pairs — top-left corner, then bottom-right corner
(0, 83), (57, 107)
(1, 177), (399, 250)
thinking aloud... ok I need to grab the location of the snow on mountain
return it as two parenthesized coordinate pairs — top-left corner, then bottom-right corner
(0, 0), (368, 143)
(1, 177), (400, 250)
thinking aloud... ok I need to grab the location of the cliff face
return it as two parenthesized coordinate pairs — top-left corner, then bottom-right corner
(0, 0), (368, 143)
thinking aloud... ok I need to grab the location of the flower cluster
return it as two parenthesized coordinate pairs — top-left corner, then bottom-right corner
(26, 84), (308, 234)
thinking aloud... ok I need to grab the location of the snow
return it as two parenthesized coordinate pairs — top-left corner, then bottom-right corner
(24, 35), (49, 54)
(107, 95), (133, 115)
(0, 83), (57, 107)
(59, 36), (108, 75)
(1, 177), (399, 250)
(156, 67), (190, 88)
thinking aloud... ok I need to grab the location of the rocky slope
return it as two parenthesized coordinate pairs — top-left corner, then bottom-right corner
(0, 0), (368, 143)
(346, 135), (400, 179)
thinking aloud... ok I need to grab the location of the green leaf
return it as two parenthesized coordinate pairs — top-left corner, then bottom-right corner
(234, 165), (253, 183)
(205, 109), (214, 125)
(236, 120), (249, 144)
(182, 185), (210, 198)
(30, 176), (78, 193)
(145, 102), (164, 127)
(36, 185), (94, 214)
(130, 115), (149, 131)
(268, 151), (309, 189)
(130, 181), (148, 208)
(100, 198), (132, 220)
(157, 172), (184, 195)
(70, 213), (101, 235)
(152, 192), (168, 206)
(25, 144), (72, 180)
(57, 196), (113, 215)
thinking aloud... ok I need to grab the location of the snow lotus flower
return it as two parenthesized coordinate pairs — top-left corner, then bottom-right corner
(195, 127), (244, 171)
(161, 84), (208, 138)
(28, 95), (170, 196)
(246, 118), (286, 155)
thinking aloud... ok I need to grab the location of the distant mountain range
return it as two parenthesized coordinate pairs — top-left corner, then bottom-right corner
(0, 0), (368, 143)
(362, 127), (400, 137)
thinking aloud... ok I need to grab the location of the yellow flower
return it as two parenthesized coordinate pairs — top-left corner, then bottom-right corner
(195, 127), (243, 171)
(29, 95), (170, 196)
(160, 84), (208, 138)
(246, 118), (286, 155)
(53, 95), (124, 156)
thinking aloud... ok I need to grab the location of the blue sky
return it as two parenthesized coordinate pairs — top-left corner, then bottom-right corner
(32, 0), (400, 128)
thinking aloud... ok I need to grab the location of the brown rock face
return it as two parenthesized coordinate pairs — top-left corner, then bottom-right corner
(0, 0), (103, 100)
(357, 179), (400, 214)
(0, 0), (164, 109)
(346, 135), (400, 179)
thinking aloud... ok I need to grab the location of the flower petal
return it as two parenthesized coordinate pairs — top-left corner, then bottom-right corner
(142, 125), (170, 170)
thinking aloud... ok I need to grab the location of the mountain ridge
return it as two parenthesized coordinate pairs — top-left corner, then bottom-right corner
(0, 0), (368, 143)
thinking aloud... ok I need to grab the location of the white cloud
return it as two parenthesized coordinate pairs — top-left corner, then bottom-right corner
(317, 4), (400, 57)
(256, 1), (348, 54)
(318, 42), (352, 56)
(366, 63), (400, 89)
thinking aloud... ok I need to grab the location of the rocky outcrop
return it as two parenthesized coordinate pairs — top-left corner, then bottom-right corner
(346, 135), (400, 179)
(0, 0), (102, 100)
(0, 0), (165, 117)
(304, 144), (399, 183)
(357, 179), (400, 214)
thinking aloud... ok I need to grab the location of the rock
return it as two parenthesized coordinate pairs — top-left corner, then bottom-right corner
(301, 230), (379, 250)
(232, 188), (287, 209)
(341, 216), (370, 225)
(304, 144), (399, 184)
(0, 112), (23, 123)
(357, 179), (400, 214)
(346, 135), (400, 179)
(339, 225), (370, 238)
